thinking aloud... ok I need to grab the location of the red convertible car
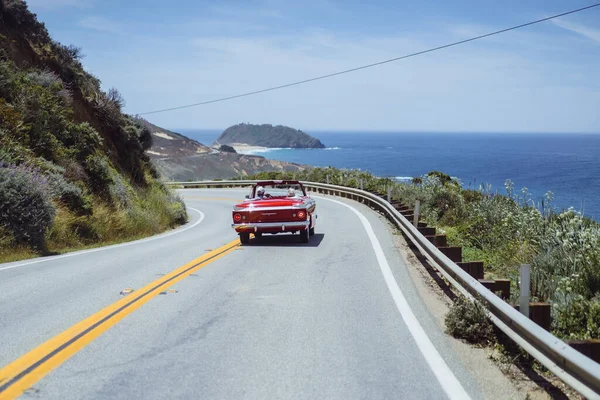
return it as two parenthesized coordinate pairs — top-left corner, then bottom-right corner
(231, 181), (317, 244)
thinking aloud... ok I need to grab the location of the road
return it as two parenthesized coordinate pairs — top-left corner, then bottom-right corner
(0, 189), (487, 399)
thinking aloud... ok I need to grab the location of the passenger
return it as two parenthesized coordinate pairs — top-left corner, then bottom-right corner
(287, 188), (296, 197)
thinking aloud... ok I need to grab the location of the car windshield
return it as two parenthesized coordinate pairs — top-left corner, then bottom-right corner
(257, 184), (305, 197)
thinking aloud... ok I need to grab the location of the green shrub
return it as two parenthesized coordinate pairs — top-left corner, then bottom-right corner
(445, 296), (495, 345)
(123, 117), (153, 151)
(166, 191), (188, 225)
(108, 170), (134, 207)
(586, 299), (600, 339)
(60, 184), (92, 215)
(84, 153), (113, 192)
(62, 122), (102, 161)
(0, 162), (55, 249)
(427, 170), (454, 186)
(462, 189), (484, 204)
(552, 297), (589, 340)
(25, 70), (61, 88)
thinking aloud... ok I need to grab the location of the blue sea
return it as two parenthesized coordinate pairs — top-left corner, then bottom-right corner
(178, 130), (600, 221)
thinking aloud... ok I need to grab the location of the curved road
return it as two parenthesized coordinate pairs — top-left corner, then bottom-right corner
(0, 189), (487, 399)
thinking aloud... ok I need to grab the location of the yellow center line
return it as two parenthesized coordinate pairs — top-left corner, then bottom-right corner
(0, 239), (240, 400)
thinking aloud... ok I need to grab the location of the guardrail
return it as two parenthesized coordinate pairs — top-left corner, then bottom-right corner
(171, 180), (600, 398)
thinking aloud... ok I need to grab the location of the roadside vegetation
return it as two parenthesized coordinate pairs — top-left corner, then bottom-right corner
(242, 168), (600, 339)
(0, 1), (186, 263)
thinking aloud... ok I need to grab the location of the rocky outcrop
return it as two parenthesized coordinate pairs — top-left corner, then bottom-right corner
(215, 123), (325, 149)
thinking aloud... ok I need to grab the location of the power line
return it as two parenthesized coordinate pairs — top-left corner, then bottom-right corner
(139, 3), (600, 116)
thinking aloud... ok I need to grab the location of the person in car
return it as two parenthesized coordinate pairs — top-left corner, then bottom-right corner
(287, 188), (296, 197)
(256, 186), (270, 199)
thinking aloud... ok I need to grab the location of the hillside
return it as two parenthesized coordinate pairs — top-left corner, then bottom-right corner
(152, 153), (308, 181)
(0, 1), (186, 261)
(137, 119), (211, 157)
(139, 120), (309, 180)
(216, 123), (325, 149)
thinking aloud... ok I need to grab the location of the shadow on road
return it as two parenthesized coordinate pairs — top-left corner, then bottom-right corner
(247, 233), (325, 248)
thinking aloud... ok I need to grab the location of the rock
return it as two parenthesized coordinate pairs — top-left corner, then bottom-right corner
(215, 123), (325, 149)
(219, 144), (237, 153)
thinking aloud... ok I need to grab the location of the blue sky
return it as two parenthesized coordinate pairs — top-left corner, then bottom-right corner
(26, 0), (600, 132)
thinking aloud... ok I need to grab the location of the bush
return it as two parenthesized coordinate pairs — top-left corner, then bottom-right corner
(108, 171), (133, 207)
(166, 191), (188, 225)
(0, 163), (55, 249)
(587, 299), (600, 339)
(445, 296), (495, 345)
(84, 153), (113, 192)
(62, 122), (102, 161)
(59, 183), (92, 215)
(123, 117), (153, 151)
(63, 161), (88, 182)
(25, 70), (61, 88)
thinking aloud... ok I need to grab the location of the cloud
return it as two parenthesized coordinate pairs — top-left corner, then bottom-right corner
(126, 27), (594, 131)
(78, 16), (122, 34)
(210, 4), (283, 20)
(81, 13), (597, 132)
(552, 19), (600, 44)
(26, 0), (90, 9)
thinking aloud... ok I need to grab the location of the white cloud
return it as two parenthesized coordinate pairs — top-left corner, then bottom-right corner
(78, 16), (121, 34)
(85, 18), (598, 132)
(210, 4), (283, 20)
(26, 0), (90, 9)
(552, 19), (600, 44)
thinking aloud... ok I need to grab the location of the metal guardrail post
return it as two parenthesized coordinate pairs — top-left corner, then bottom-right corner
(520, 264), (531, 318)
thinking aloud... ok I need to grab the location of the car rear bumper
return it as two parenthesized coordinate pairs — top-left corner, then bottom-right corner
(232, 221), (309, 233)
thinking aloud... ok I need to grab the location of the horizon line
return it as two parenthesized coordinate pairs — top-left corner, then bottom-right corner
(169, 127), (600, 135)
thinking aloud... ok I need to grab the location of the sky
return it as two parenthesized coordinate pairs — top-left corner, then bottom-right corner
(25, 0), (600, 133)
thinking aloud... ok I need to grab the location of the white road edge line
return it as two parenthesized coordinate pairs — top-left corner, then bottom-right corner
(319, 196), (471, 400)
(0, 208), (205, 272)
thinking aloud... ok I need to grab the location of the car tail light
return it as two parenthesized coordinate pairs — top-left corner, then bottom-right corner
(297, 211), (306, 219)
(233, 214), (242, 222)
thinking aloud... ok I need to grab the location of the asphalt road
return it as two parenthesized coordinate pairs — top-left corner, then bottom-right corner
(0, 189), (486, 399)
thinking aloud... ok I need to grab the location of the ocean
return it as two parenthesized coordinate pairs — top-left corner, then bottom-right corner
(178, 130), (600, 221)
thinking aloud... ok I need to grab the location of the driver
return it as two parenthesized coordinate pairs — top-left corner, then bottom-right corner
(287, 188), (296, 197)
(256, 186), (269, 199)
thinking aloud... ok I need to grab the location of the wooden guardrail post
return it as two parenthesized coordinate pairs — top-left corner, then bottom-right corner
(439, 246), (462, 262)
(418, 227), (436, 236)
(413, 200), (420, 227)
(567, 340), (600, 363)
(529, 303), (552, 331)
(457, 261), (484, 280)
(435, 235), (447, 247)
(387, 186), (391, 203)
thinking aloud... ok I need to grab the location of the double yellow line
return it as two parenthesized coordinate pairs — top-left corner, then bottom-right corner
(0, 239), (240, 399)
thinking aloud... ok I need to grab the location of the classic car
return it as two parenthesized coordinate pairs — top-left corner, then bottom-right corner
(231, 180), (317, 244)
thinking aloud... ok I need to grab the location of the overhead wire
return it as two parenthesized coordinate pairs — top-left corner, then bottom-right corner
(138, 3), (600, 115)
